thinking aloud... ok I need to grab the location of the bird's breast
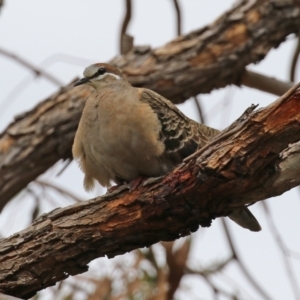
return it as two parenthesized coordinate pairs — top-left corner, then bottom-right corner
(81, 89), (166, 182)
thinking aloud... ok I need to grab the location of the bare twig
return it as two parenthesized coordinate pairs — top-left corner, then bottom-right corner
(193, 96), (205, 124)
(0, 47), (64, 87)
(0, 0), (4, 14)
(0, 53), (90, 116)
(186, 260), (244, 299)
(221, 219), (272, 300)
(241, 69), (293, 96)
(290, 32), (300, 82)
(172, 0), (182, 36)
(34, 179), (83, 203)
(120, 0), (133, 54)
(25, 187), (41, 221)
(262, 202), (300, 299)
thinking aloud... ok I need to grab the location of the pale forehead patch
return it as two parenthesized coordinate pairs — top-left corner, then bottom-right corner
(83, 65), (99, 78)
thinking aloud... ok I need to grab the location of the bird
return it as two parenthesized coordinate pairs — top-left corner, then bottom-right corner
(72, 63), (261, 232)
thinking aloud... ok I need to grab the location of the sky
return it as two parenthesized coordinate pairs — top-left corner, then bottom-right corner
(0, 1), (300, 299)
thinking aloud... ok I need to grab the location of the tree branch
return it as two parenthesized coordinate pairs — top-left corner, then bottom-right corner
(241, 69), (293, 96)
(0, 47), (64, 87)
(115, 0), (300, 103)
(1, 85), (300, 298)
(1, 0), (300, 211)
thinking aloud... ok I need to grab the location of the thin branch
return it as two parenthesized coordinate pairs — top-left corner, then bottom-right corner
(25, 187), (41, 222)
(241, 69), (293, 96)
(0, 47), (64, 87)
(290, 32), (300, 82)
(34, 179), (83, 203)
(120, 0), (133, 54)
(193, 96), (205, 124)
(0, 0), (4, 14)
(262, 202), (300, 299)
(172, 0), (182, 36)
(186, 262), (243, 300)
(0, 53), (92, 116)
(221, 219), (272, 300)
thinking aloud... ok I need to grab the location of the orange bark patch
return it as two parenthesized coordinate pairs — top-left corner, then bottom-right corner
(262, 92), (300, 132)
(207, 43), (236, 57)
(0, 136), (15, 153)
(223, 23), (249, 46)
(245, 10), (261, 24)
(189, 50), (215, 66)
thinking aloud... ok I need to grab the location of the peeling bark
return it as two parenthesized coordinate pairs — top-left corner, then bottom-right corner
(1, 88), (300, 299)
(1, 0), (300, 212)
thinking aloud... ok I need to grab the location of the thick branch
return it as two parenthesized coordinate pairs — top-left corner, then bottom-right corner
(1, 87), (300, 299)
(117, 0), (300, 102)
(1, 0), (300, 208)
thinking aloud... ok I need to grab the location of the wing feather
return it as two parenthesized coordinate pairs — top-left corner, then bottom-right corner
(140, 89), (220, 166)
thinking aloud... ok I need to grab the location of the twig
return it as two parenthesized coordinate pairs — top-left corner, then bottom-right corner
(193, 96), (205, 124)
(25, 187), (41, 221)
(241, 69), (293, 96)
(34, 179), (83, 203)
(186, 261), (243, 299)
(172, 0), (182, 36)
(221, 219), (272, 300)
(120, 0), (133, 54)
(0, 47), (64, 87)
(0, 53), (90, 116)
(290, 32), (300, 82)
(262, 202), (300, 299)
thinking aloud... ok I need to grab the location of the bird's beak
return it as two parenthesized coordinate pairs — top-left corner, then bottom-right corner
(74, 77), (90, 87)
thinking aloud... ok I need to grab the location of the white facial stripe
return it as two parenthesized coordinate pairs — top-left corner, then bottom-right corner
(96, 72), (120, 81)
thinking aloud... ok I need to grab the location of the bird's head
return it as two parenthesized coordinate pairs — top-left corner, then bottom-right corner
(74, 63), (124, 90)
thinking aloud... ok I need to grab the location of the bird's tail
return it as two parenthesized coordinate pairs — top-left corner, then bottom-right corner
(228, 207), (261, 231)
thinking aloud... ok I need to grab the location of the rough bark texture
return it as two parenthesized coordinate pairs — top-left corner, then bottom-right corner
(1, 88), (300, 299)
(116, 0), (300, 103)
(1, 0), (300, 211)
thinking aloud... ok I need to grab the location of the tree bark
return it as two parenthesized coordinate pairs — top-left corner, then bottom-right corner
(1, 86), (300, 299)
(1, 0), (300, 212)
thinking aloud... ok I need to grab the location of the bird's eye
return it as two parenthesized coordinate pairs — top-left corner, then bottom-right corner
(97, 67), (106, 76)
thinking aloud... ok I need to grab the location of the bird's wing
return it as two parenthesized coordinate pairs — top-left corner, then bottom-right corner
(140, 88), (261, 232)
(140, 88), (220, 165)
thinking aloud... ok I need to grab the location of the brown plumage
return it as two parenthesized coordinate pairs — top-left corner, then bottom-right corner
(73, 63), (261, 232)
